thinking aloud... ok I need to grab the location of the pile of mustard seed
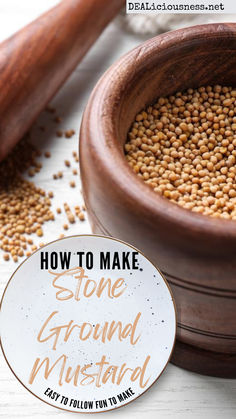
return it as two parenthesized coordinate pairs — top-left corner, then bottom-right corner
(0, 137), (54, 261)
(0, 126), (86, 262)
(125, 85), (236, 220)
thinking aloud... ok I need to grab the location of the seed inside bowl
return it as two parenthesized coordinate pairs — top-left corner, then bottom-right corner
(125, 85), (236, 220)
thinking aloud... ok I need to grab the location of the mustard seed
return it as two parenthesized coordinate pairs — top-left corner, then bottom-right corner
(45, 104), (56, 114)
(36, 228), (43, 237)
(64, 203), (70, 211)
(56, 130), (63, 137)
(70, 181), (76, 188)
(0, 135), (56, 262)
(16, 225), (25, 234)
(78, 212), (85, 221)
(68, 214), (75, 224)
(28, 168), (35, 177)
(65, 129), (75, 138)
(74, 206), (80, 214)
(125, 85), (236, 220)
(54, 116), (62, 123)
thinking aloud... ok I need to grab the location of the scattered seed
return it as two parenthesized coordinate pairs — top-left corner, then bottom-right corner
(65, 129), (75, 138)
(70, 181), (76, 188)
(36, 228), (43, 237)
(16, 225), (25, 234)
(54, 116), (62, 123)
(78, 212), (85, 221)
(56, 130), (63, 137)
(68, 214), (75, 224)
(0, 137), (55, 261)
(28, 168), (35, 177)
(0, 114), (85, 262)
(45, 105), (56, 113)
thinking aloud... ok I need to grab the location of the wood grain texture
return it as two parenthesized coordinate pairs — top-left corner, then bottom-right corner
(80, 23), (236, 377)
(0, 0), (125, 161)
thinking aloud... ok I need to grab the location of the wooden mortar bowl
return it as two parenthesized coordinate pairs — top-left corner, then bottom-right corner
(80, 23), (236, 378)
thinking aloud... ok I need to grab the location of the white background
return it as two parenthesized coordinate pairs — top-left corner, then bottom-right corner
(0, 1), (235, 418)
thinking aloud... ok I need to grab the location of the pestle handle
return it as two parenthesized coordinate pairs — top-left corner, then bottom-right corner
(0, 0), (125, 161)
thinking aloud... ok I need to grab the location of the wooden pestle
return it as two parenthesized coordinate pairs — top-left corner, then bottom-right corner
(0, 0), (125, 161)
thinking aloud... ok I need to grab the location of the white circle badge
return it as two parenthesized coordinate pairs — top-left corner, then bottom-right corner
(0, 235), (176, 413)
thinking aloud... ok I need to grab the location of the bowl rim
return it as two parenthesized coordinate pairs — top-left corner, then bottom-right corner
(81, 22), (236, 240)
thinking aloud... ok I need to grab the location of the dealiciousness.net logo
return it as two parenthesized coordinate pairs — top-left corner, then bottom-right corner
(126, 0), (235, 14)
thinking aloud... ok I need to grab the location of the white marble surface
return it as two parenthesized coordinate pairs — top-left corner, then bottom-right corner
(0, 2), (235, 418)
